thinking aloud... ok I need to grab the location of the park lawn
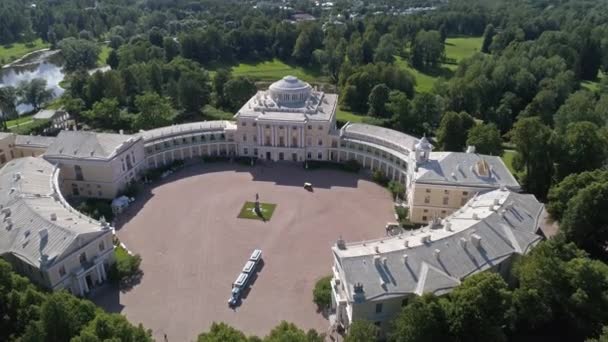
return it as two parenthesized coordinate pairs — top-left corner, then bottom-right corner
(6, 114), (34, 128)
(445, 36), (483, 64)
(395, 56), (439, 93)
(501, 150), (518, 176)
(98, 44), (112, 66)
(232, 59), (326, 83)
(336, 108), (366, 123)
(0, 39), (49, 65)
(238, 201), (277, 221)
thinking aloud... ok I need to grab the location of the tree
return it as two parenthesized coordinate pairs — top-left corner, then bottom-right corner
(0, 86), (18, 129)
(163, 37), (180, 61)
(82, 98), (124, 130)
(368, 84), (391, 117)
(481, 24), (496, 54)
(509, 117), (555, 199)
(412, 93), (443, 135)
(265, 321), (324, 342)
(312, 276), (332, 310)
(18, 78), (54, 111)
(512, 239), (608, 340)
(547, 170), (608, 221)
(561, 182), (608, 260)
(344, 320), (378, 342)
(61, 95), (85, 125)
(588, 326), (608, 342)
(197, 322), (249, 342)
(387, 91), (416, 134)
(107, 49), (119, 69)
(555, 121), (608, 179)
(410, 30), (445, 71)
(213, 69), (232, 108)
(179, 71), (211, 115)
(466, 123), (503, 155)
(436, 111), (475, 152)
(374, 34), (396, 64)
(444, 272), (511, 342)
(58, 38), (101, 71)
(133, 92), (174, 130)
(72, 312), (152, 342)
(554, 91), (600, 131)
(391, 294), (451, 342)
(292, 24), (323, 66)
(223, 77), (257, 112)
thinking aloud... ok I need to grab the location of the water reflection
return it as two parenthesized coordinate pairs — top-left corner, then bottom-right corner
(0, 50), (66, 113)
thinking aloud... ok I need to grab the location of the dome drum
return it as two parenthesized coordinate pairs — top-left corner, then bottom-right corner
(268, 76), (312, 105)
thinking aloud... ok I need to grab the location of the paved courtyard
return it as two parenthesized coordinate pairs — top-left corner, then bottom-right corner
(95, 162), (395, 341)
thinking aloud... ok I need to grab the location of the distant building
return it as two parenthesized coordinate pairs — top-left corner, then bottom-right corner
(290, 13), (316, 22)
(331, 188), (544, 333)
(33, 108), (73, 131)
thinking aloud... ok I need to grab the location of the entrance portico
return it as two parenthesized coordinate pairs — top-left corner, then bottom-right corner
(73, 248), (112, 296)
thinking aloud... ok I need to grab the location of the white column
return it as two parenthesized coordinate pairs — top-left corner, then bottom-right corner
(300, 127), (303, 147)
(96, 265), (102, 283)
(101, 263), (107, 280)
(272, 126), (276, 147)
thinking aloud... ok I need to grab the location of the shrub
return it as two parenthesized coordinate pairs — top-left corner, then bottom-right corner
(313, 276), (332, 309)
(388, 180), (405, 198)
(109, 246), (142, 284)
(202, 155), (230, 163)
(372, 170), (390, 186)
(76, 199), (114, 221)
(234, 156), (257, 165)
(120, 181), (142, 198)
(343, 159), (362, 172)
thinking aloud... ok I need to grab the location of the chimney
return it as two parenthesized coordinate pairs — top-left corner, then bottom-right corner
(459, 237), (467, 248)
(444, 222), (452, 232)
(472, 213), (479, 220)
(119, 129), (124, 135)
(403, 254), (408, 263)
(471, 234), (482, 248)
(434, 249), (441, 258)
(50, 213), (57, 221)
(404, 240), (409, 248)
(336, 237), (346, 250)
(466, 145), (476, 153)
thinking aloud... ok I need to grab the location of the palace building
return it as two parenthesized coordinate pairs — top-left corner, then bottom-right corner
(0, 76), (541, 325)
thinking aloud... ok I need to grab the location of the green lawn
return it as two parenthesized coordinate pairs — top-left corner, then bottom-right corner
(396, 36), (483, 92)
(444, 36), (483, 64)
(336, 108), (366, 123)
(238, 201), (277, 221)
(395, 56), (443, 93)
(232, 59), (326, 83)
(581, 71), (605, 92)
(98, 44), (112, 66)
(501, 150), (518, 175)
(0, 39), (49, 66)
(6, 115), (34, 128)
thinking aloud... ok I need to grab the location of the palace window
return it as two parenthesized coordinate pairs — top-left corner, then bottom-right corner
(318, 139), (323, 146)
(74, 165), (84, 181)
(308, 125), (312, 130)
(242, 122), (247, 126)
(422, 215), (428, 221)
(318, 125), (323, 130)
(99, 241), (105, 251)
(79, 252), (87, 265)
(59, 265), (66, 277)
(244, 148), (248, 155)
(375, 303), (383, 313)
(424, 196), (430, 204)
(317, 152), (322, 160)
(443, 197), (449, 205)
(444, 190), (450, 194)
(243, 135), (247, 142)
(425, 189), (431, 193)
(462, 191), (469, 196)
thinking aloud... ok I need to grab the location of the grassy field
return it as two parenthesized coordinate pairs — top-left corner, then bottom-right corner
(231, 59), (326, 83)
(336, 108), (366, 123)
(581, 71), (605, 92)
(238, 201), (277, 221)
(396, 36), (483, 92)
(0, 39), (50, 66)
(501, 150), (518, 175)
(98, 44), (112, 66)
(6, 115), (34, 128)
(444, 36), (483, 65)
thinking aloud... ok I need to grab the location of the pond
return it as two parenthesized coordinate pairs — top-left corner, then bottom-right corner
(0, 49), (66, 114)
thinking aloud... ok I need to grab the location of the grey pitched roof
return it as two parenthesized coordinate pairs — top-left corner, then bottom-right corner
(44, 131), (138, 160)
(15, 135), (56, 148)
(137, 120), (236, 143)
(333, 189), (543, 301)
(0, 157), (109, 269)
(341, 123), (419, 155)
(414, 152), (520, 189)
(33, 109), (64, 120)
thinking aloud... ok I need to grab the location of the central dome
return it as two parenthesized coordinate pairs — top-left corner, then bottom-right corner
(268, 75), (312, 105)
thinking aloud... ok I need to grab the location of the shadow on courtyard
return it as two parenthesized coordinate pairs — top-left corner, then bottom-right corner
(90, 283), (125, 314)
